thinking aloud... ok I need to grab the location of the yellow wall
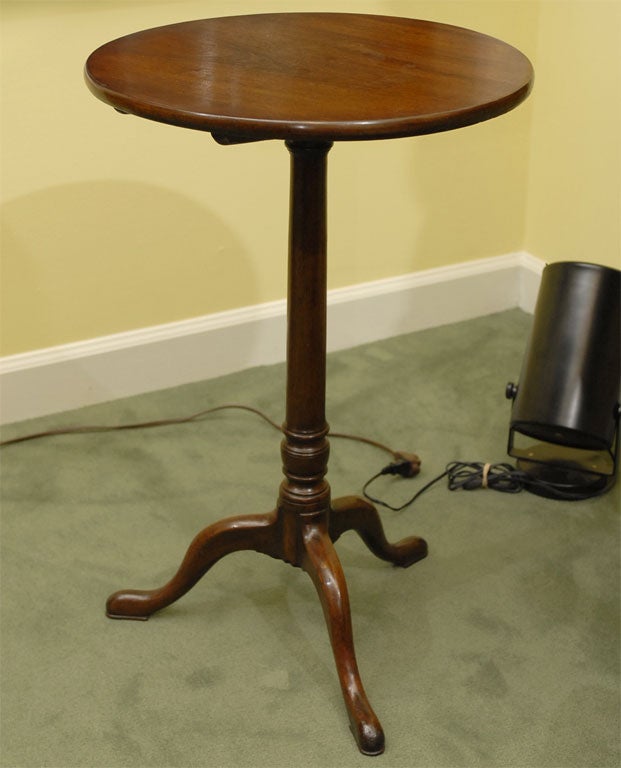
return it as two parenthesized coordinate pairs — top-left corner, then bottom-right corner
(0, 1), (616, 357)
(525, 0), (621, 269)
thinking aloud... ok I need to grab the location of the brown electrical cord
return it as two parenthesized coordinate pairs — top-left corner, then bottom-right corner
(0, 403), (402, 460)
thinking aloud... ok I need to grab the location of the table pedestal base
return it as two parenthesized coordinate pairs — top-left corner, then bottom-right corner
(106, 141), (427, 755)
(107, 495), (426, 755)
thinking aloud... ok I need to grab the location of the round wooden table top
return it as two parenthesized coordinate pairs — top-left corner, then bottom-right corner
(85, 12), (533, 142)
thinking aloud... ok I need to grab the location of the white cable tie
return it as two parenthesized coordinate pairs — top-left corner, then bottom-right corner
(482, 462), (491, 489)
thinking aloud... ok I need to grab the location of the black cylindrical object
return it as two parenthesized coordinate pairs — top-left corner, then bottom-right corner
(510, 261), (620, 452)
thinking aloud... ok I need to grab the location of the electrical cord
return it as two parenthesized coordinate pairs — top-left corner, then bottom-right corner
(2, 407), (580, 504)
(363, 460), (539, 511)
(363, 465), (450, 511)
(0, 404), (282, 447)
(0, 404), (419, 473)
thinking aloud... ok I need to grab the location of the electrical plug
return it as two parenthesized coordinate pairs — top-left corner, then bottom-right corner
(381, 451), (421, 478)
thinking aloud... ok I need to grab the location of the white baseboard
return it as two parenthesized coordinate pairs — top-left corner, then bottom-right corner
(0, 251), (543, 425)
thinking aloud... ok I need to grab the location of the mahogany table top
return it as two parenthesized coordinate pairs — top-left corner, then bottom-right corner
(85, 12), (533, 142)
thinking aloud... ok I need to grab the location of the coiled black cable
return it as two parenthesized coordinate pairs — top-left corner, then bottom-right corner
(446, 461), (523, 493)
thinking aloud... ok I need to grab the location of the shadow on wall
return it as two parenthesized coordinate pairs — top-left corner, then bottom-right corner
(0, 180), (256, 356)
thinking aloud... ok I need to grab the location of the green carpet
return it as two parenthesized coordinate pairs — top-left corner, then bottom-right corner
(1, 309), (619, 768)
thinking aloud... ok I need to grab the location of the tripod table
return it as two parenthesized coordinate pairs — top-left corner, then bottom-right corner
(85, 13), (533, 755)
